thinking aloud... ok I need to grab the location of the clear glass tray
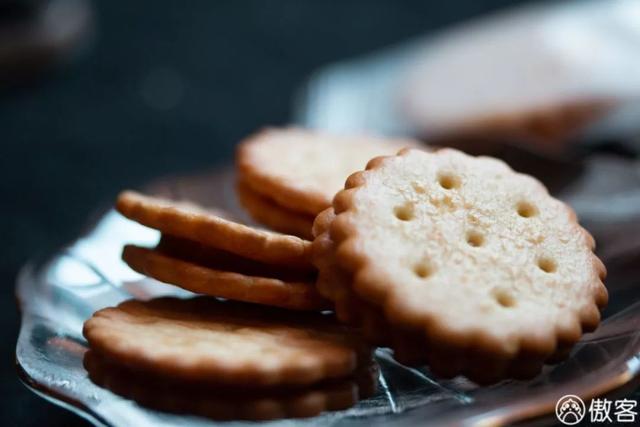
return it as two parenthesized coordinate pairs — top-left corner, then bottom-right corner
(15, 167), (640, 426)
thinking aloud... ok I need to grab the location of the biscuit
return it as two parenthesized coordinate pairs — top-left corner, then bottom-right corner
(84, 350), (374, 420)
(236, 128), (419, 216)
(156, 234), (314, 282)
(329, 148), (607, 382)
(122, 244), (328, 311)
(312, 208), (367, 324)
(312, 208), (425, 359)
(236, 180), (314, 239)
(116, 190), (312, 269)
(83, 297), (371, 388)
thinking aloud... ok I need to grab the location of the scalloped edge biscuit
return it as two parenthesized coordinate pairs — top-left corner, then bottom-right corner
(116, 190), (312, 269)
(122, 245), (328, 311)
(236, 127), (421, 216)
(312, 208), (426, 361)
(84, 350), (377, 420)
(83, 297), (371, 389)
(328, 148), (607, 382)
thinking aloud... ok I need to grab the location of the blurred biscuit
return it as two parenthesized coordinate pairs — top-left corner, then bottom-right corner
(116, 190), (312, 269)
(236, 128), (420, 216)
(122, 244), (327, 311)
(83, 297), (371, 388)
(236, 180), (314, 240)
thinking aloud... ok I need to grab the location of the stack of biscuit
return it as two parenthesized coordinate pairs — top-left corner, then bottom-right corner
(232, 129), (607, 383)
(84, 182), (400, 419)
(235, 128), (417, 239)
(114, 191), (326, 311)
(83, 297), (377, 420)
(83, 127), (608, 420)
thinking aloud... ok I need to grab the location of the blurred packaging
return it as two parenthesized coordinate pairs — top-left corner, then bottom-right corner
(298, 0), (640, 155)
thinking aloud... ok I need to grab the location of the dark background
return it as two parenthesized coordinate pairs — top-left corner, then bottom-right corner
(1, 0), (584, 425)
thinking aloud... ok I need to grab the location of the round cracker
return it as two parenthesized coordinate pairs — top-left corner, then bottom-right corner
(84, 350), (368, 420)
(122, 245), (328, 311)
(236, 128), (420, 216)
(83, 297), (370, 389)
(311, 208), (424, 357)
(330, 148), (607, 379)
(236, 180), (314, 240)
(116, 190), (312, 269)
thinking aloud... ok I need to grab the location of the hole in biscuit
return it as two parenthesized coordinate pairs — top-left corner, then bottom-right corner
(438, 172), (460, 190)
(411, 181), (426, 194)
(493, 289), (516, 308)
(517, 201), (538, 218)
(466, 231), (484, 247)
(537, 257), (557, 273)
(394, 203), (415, 221)
(413, 262), (432, 279)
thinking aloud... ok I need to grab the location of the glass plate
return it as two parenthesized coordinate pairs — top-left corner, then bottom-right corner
(15, 166), (640, 426)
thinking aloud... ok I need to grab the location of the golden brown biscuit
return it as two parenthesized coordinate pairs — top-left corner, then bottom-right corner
(156, 234), (314, 281)
(122, 245), (328, 311)
(116, 190), (312, 269)
(328, 148), (607, 382)
(311, 207), (425, 358)
(311, 208), (366, 324)
(236, 180), (314, 240)
(84, 350), (375, 420)
(83, 297), (372, 388)
(236, 128), (420, 216)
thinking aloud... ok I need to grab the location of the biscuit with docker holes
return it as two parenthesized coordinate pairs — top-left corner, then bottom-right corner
(84, 350), (377, 420)
(122, 244), (327, 311)
(83, 297), (372, 389)
(312, 207), (426, 363)
(330, 148), (607, 383)
(236, 128), (420, 216)
(116, 190), (312, 269)
(236, 180), (314, 239)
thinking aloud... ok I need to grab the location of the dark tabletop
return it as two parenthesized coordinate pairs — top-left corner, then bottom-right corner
(2, 0), (606, 425)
